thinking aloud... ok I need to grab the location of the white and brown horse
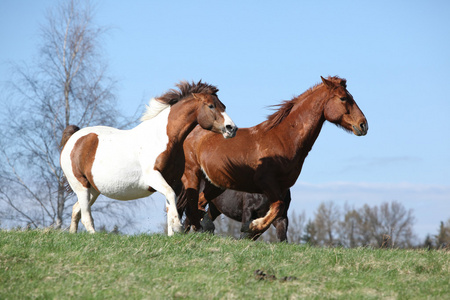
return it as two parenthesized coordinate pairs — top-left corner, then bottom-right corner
(60, 81), (237, 235)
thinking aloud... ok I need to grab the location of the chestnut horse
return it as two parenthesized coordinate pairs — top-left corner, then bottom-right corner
(197, 188), (291, 241)
(177, 76), (368, 238)
(60, 81), (237, 235)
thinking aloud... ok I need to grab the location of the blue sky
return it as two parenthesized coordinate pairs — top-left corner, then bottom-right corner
(1, 1), (449, 240)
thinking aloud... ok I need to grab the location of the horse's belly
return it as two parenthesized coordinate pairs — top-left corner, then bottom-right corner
(94, 169), (152, 200)
(91, 156), (152, 200)
(101, 186), (152, 201)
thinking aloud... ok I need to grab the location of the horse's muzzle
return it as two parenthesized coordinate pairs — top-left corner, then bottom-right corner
(223, 125), (238, 139)
(352, 122), (368, 136)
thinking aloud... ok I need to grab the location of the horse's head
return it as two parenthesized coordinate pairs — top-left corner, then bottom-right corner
(193, 93), (237, 139)
(321, 76), (368, 136)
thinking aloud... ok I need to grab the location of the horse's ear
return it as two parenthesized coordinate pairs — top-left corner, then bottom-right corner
(321, 76), (334, 88)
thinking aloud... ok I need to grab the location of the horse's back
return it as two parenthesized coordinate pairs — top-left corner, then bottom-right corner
(189, 127), (262, 191)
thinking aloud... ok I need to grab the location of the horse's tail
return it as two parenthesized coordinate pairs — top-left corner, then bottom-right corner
(176, 185), (188, 218)
(60, 125), (80, 149)
(60, 125), (80, 195)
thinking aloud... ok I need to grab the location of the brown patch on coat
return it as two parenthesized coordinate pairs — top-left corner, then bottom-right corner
(70, 133), (100, 191)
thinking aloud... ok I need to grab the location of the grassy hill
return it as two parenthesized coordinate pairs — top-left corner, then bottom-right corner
(1, 230), (449, 299)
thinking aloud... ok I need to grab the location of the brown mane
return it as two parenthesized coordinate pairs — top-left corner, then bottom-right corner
(261, 76), (346, 131)
(157, 80), (219, 105)
(262, 100), (296, 131)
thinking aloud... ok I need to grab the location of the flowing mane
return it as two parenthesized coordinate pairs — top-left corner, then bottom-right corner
(260, 76), (346, 131)
(141, 80), (219, 122)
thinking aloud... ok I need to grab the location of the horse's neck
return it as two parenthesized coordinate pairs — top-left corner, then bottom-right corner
(134, 101), (197, 148)
(165, 100), (199, 146)
(266, 89), (328, 159)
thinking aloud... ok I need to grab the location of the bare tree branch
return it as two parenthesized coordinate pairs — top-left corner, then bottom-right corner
(0, 0), (138, 231)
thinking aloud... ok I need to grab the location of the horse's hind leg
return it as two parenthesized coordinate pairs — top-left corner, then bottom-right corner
(72, 187), (99, 233)
(272, 218), (288, 242)
(69, 201), (81, 233)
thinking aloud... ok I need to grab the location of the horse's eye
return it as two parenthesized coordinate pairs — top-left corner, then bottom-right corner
(208, 104), (215, 109)
(340, 97), (347, 102)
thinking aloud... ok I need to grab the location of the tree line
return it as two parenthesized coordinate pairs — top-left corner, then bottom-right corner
(214, 200), (450, 249)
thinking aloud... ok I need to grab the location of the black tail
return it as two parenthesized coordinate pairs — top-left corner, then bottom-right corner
(176, 184), (188, 218)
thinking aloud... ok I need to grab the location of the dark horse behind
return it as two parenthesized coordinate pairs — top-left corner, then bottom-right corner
(177, 76), (368, 240)
(196, 186), (291, 241)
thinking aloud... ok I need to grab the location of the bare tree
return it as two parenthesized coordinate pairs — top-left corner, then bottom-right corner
(339, 202), (415, 248)
(302, 219), (318, 246)
(0, 0), (135, 230)
(339, 205), (362, 248)
(314, 201), (341, 246)
(377, 201), (415, 247)
(285, 210), (306, 244)
(435, 219), (450, 249)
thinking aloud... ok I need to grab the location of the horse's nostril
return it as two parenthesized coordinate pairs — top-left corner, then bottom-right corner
(226, 125), (233, 131)
(360, 123), (366, 130)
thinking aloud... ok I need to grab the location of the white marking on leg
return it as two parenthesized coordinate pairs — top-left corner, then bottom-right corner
(146, 170), (182, 235)
(70, 201), (81, 233)
(77, 188), (96, 233)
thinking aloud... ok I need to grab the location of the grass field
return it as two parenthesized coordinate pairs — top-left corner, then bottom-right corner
(1, 230), (449, 299)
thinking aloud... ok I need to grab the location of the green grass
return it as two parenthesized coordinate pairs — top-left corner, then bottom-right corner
(1, 230), (449, 299)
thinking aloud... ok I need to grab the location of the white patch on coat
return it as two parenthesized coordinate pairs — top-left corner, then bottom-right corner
(141, 98), (170, 121)
(60, 106), (171, 201)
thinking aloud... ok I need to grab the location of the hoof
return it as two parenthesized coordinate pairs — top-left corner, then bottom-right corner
(173, 222), (183, 234)
(241, 221), (252, 233)
(191, 224), (203, 232)
(200, 215), (215, 233)
(239, 232), (252, 239)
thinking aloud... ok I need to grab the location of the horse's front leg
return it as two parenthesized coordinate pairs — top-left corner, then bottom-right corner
(244, 199), (284, 237)
(243, 173), (285, 237)
(146, 170), (182, 236)
(199, 182), (225, 232)
(240, 197), (262, 240)
(200, 200), (221, 234)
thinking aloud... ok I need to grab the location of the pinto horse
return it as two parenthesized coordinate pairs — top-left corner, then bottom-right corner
(197, 188), (291, 241)
(177, 76), (368, 238)
(60, 81), (237, 235)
